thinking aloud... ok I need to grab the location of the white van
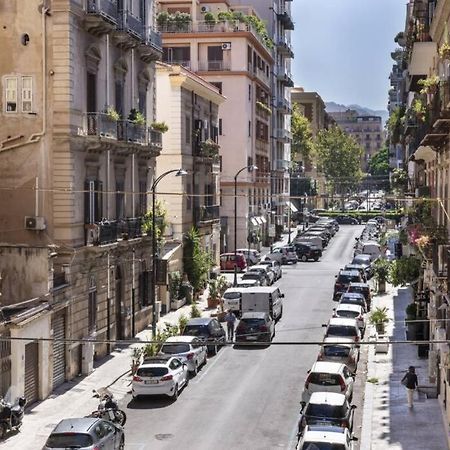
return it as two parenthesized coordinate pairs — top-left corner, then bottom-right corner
(222, 288), (246, 314)
(240, 286), (284, 321)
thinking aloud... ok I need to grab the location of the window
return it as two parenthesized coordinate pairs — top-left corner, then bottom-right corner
(163, 46), (190, 64)
(139, 270), (150, 306)
(138, 89), (146, 116)
(139, 180), (147, 215)
(207, 46), (223, 70)
(21, 76), (32, 112)
(84, 180), (103, 224)
(248, 84), (251, 101)
(116, 180), (125, 219)
(186, 183), (192, 210)
(115, 80), (124, 116)
(185, 115), (191, 144)
(5, 77), (18, 112)
(219, 118), (222, 135)
(86, 72), (97, 113)
(88, 289), (97, 334)
(248, 121), (251, 137)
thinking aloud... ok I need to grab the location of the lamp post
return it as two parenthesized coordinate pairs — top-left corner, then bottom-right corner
(234, 164), (257, 286)
(151, 168), (187, 338)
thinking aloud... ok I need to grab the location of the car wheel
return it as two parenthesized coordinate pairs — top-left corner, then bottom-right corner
(191, 362), (198, 377)
(115, 410), (127, 426)
(171, 384), (179, 401)
(132, 393), (140, 401)
(0, 423), (7, 440)
(119, 436), (125, 450)
(314, 256), (319, 262)
(301, 255), (308, 262)
(281, 257), (287, 265)
(184, 374), (190, 387)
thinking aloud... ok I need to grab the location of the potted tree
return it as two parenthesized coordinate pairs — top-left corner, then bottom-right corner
(373, 258), (391, 294)
(204, 12), (216, 30)
(207, 278), (220, 309)
(369, 307), (390, 334)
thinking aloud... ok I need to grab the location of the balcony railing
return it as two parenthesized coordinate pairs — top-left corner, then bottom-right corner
(276, 97), (292, 114)
(276, 39), (294, 58)
(195, 205), (220, 223)
(198, 60), (231, 71)
(276, 128), (292, 142)
(86, 113), (118, 139)
(118, 9), (144, 40)
(163, 59), (191, 70)
(86, 218), (145, 245)
(86, 0), (119, 25)
(275, 159), (290, 170)
(150, 129), (163, 147)
(118, 120), (146, 144)
(276, 10), (294, 30)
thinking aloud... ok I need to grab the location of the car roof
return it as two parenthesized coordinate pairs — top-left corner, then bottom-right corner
(349, 282), (370, 288)
(353, 254), (371, 260)
(251, 265), (268, 270)
(323, 337), (356, 346)
(341, 292), (365, 299)
(345, 263), (364, 269)
(236, 248), (258, 252)
(223, 287), (246, 293)
(141, 356), (172, 366)
(338, 270), (360, 276)
(236, 279), (259, 286)
(309, 391), (347, 405)
(185, 317), (215, 325)
(241, 312), (268, 319)
(52, 417), (100, 433)
(362, 241), (380, 246)
(164, 336), (197, 343)
(310, 361), (346, 374)
(336, 303), (363, 312)
(328, 317), (359, 326)
(240, 286), (281, 293)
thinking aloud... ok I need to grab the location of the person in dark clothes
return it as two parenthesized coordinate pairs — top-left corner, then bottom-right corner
(401, 366), (418, 408)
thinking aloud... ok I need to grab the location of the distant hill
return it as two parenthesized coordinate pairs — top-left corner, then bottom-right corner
(326, 101), (388, 125)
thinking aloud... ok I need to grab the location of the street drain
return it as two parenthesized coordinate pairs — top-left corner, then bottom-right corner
(155, 433), (174, 441)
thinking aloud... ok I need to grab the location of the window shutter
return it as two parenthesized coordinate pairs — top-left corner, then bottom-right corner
(21, 76), (32, 112)
(94, 180), (103, 222)
(84, 180), (92, 224)
(5, 77), (18, 112)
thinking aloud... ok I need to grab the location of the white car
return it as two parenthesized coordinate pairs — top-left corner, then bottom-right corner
(323, 317), (361, 344)
(236, 278), (261, 288)
(333, 303), (365, 332)
(159, 336), (207, 375)
(258, 259), (283, 280)
(132, 356), (189, 401)
(317, 337), (360, 373)
(302, 361), (355, 402)
(248, 264), (275, 285)
(297, 425), (356, 450)
(236, 248), (260, 265)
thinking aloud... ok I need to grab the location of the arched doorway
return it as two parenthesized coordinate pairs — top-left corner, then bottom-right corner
(115, 266), (123, 341)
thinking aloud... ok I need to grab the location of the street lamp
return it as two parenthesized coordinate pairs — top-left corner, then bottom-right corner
(234, 164), (257, 286)
(151, 168), (187, 338)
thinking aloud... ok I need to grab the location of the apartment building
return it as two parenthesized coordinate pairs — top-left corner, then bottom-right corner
(155, 63), (224, 274)
(328, 110), (384, 172)
(0, 0), (162, 402)
(157, 1), (273, 250)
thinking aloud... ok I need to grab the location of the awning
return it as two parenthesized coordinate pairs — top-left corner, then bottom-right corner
(260, 216), (267, 223)
(250, 218), (258, 226)
(286, 201), (298, 212)
(256, 217), (263, 225)
(413, 145), (436, 163)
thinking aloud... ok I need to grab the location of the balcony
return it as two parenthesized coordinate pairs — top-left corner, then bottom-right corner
(86, 113), (118, 139)
(138, 27), (162, 62)
(85, 0), (118, 35)
(276, 97), (292, 114)
(256, 101), (271, 121)
(198, 60), (231, 71)
(276, 67), (294, 87)
(115, 8), (144, 48)
(277, 10), (294, 30)
(150, 129), (163, 148)
(275, 159), (290, 171)
(86, 218), (144, 246)
(194, 140), (220, 160)
(276, 39), (294, 58)
(194, 205), (220, 224)
(276, 128), (292, 143)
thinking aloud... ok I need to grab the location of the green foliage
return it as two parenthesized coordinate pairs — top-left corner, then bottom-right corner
(200, 139), (220, 157)
(390, 256), (422, 287)
(439, 42), (450, 59)
(369, 307), (390, 326)
(168, 271), (183, 300)
(387, 106), (405, 145)
(391, 168), (408, 192)
(412, 98), (426, 121)
(405, 303), (417, 318)
(178, 314), (188, 334)
(128, 108), (146, 125)
(315, 126), (363, 194)
(106, 106), (120, 121)
(291, 103), (315, 165)
(156, 11), (169, 26)
(143, 323), (179, 357)
(204, 12), (216, 24)
(151, 121), (169, 133)
(183, 227), (213, 292)
(373, 258), (391, 283)
(368, 146), (389, 177)
(142, 200), (168, 241)
(256, 101), (272, 115)
(418, 75), (440, 94)
(190, 303), (202, 318)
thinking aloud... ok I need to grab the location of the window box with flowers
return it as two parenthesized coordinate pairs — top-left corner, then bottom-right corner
(151, 121), (169, 133)
(200, 139), (220, 158)
(418, 75), (440, 96)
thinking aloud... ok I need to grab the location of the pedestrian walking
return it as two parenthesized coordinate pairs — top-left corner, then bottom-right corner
(224, 309), (237, 341)
(401, 366), (418, 408)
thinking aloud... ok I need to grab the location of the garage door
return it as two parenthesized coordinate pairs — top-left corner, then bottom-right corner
(24, 342), (39, 405)
(52, 314), (66, 388)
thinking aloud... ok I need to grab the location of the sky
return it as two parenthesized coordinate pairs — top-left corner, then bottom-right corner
(291, 0), (407, 111)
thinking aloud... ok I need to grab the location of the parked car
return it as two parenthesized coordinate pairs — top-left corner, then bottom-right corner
(183, 317), (226, 354)
(297, 425), (357, 450)
(258, 259), (283, 280)
(159, 336), (207, 375)
(347, 282), (372, 311)
(235, 312), (275, 343)
(298, 392), (356, 435)
(241, 271), (267, 286)
(132, 356), (189, 401)
(333, 270), (363, 300)
(318, 337), (359, 373)
(323, 317), (361, 344)
(222, 287), (246, 315)
(335, 215), (359, 225)
(236, 248), (260, 266)
(265, 246), (298, 264)
(240, 286), (284, 321)
(354, 241), (381, 261)
(220, 253), (247, 272)
(333, 303), (366, 333)
(235, 279), (261, 288)
(43, 418), (125, 450)
(294, 242), (322, 262)
(351, 254), (374, 279)
(343, 264), (368, 283)
(248, 264), (275, 285)
(339, 292), (368, 313)
(302, 361), (355, 402)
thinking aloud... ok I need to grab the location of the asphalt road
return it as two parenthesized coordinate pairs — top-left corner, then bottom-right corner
(120, 225), (366, 450)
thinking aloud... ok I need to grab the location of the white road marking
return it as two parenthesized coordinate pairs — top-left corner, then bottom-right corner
(191, 345), (228, 384)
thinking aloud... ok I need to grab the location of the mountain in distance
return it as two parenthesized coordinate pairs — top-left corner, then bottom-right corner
(325, 101), (389, 125)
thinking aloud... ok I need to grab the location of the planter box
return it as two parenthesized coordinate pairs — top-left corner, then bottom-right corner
(207, 297), (219, 309)
(375, 334), (389, 353)
(170, 297), (186, 311)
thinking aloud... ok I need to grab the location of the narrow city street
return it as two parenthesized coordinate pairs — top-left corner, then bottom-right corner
(120, 225), (366, 450)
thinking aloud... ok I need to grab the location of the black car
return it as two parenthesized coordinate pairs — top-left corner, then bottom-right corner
(294, 243), (322, 262)
(336, 215), (359, 225)
(183, 318), (226, 354)
(333, 270), (363, 301)
(347, 282), (372, 311)
(344, 264), (368, 283)
(351, 254), (374, 279)
(235, 312), (275, 343)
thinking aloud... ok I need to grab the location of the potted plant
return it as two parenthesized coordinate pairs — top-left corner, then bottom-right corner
(373, 258), (391, 294)
(173, 11), (191, 32)
(418, 74), (440, 95)
(151, 121), (169, 133)
(440, 41), (450, 60)
(207, 279), (220, 309)
(106, 106), (120, 122)
(369, 306), (390, 334)
(200, 139), (220, 157)
(128, 108), (146, 126)
(130, 347), (144, 374)
(412, 98), (426, 122)
(156, 11), (169, 28)
(204, 12), (216, 29)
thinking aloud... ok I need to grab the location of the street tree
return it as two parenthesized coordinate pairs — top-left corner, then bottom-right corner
(315, 126), (363, 196)
(368, 145), (389, 177)
(291, 103), (315, 166)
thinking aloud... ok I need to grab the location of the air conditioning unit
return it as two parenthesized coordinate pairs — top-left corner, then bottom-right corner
(24, 216), (46, 231)
(222, 42), (232, 50)
(200, 5), (210, 13)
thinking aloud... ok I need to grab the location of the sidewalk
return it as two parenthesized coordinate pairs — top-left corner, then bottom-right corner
(0, 292), (214, 450)
(360, 285), (449, 450)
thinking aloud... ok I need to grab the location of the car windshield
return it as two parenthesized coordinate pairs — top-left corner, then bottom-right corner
(348, 286), (369, 296)
(336, 310), (359, 319)
(340, 298), (364, 308)
(309, 372), (342, 386)
(223, 292), (241, 299)
(306, 403), (346, 418)
(160, 343), (190, 354)
(352, 257), (370, 266)
(45, 433), (94, 448)
(183, 325), (209, 336)
(242, 273), (260, 280)
(337, 274), (360, 284)
(323, 345), (351, 357)
(301, 442), (346, 450)
(136, 367), (168, 377)
(240, 318), (265, 326)
(327, 325), (358, 337)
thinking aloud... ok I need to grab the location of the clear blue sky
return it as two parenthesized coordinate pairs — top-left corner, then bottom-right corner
(291, 0), (407, 111)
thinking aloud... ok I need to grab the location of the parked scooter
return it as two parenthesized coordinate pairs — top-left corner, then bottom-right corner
(90, 389), (126, 426)
(0, 396), (26, 439)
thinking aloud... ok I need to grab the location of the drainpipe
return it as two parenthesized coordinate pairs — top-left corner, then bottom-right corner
(131, 153), (135, 216)
(106, 150), (110, 219)
(106, 34), (110, 107)
(131, 248), (136, 337)
(131, 49), (135, 106)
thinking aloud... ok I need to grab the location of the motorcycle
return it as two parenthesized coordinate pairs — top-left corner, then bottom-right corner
(90, 389), (126, 426)
(0, 396), (26, 439)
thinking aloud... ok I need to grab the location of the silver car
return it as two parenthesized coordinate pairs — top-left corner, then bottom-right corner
(43, 417), (124, 450)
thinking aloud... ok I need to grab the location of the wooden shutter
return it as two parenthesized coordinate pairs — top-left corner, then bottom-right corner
(21, 76), (32, 112)
(5, 77), (18, 112)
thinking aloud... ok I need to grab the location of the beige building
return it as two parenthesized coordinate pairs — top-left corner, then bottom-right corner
(157, 1), (273, 250)
(155, 63), (224, 271)
(0, 0), (162, 402)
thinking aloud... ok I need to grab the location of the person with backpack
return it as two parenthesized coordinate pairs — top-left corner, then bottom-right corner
(401, 366), (418, 408)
